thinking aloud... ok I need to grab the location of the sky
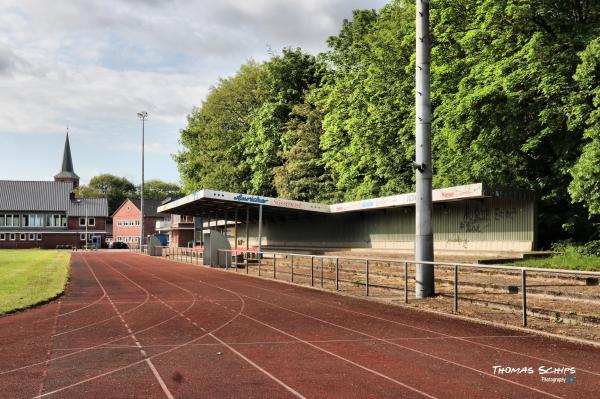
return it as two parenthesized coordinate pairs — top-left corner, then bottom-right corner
(0, 0), (389, 186)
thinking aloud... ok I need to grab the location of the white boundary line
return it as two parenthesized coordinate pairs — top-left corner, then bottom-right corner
(121, 256), (441, 399)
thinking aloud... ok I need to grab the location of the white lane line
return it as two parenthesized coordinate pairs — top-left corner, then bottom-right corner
(238, 311), (437, 399)
(117, 259), (310, 399)
(94, 261), (174, 399)
(123, 258), (438, 399)
(210, 333), (307, 399)
(141, 260), (569, 399)
(215, 269), (600, 378)
(229, 291), (562, 399)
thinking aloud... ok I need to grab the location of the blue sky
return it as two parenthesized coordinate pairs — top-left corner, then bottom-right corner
(0, 0), (388, 186)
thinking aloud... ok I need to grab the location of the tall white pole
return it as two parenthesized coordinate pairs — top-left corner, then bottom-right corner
(414, 0), (434, 298)
(85, 205), (88, 251)
(138, 111), (148, 251)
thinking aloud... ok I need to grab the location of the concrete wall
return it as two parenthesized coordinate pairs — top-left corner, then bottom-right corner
(237, 195), (536, 252)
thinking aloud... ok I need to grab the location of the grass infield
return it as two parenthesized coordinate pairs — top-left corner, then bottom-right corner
(0, 250), (70, 314)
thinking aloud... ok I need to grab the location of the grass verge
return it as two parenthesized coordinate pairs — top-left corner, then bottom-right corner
(0, 250), (70, 315)
(512, 247), (600, 271)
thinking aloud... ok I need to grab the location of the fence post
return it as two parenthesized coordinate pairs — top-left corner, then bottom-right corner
(321, 258), (324, 287)
(273, 254), (277, 279)
(291, 255), (294, 283)
(453, 265), (458, 314)
(311, 256), (314, 287)
(365, 260), (369, 297)
(335, 257), (339, 291)
(404, 262), (408, 304)
(522, 269), (527, 327)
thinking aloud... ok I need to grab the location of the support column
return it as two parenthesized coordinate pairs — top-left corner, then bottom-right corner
(414, 0), (434, 298)
(245, 205), (249, 249)
(257, 204), (263, 252)
(234, 208), (238, 250)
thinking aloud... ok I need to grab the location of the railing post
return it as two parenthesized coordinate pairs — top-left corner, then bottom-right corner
(321, 258), (324, 287)
(453, 265), (458, 314)
(365, 260), (369, 296)
(335, 257), (339, 291)
(522, 269), (527, 327)
(404, 262), (408, 304)
(291, 255), (294, 282)
(311, 256), (314, 287)
(273, 254), (277, 279)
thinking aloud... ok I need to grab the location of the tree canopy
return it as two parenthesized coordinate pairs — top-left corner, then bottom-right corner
(77, 174), (181, 215)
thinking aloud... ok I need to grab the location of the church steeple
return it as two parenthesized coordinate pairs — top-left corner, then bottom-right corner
(54, 130), (80, 188)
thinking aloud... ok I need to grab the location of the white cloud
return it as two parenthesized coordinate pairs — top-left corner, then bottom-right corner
(0, 0), (388, 181)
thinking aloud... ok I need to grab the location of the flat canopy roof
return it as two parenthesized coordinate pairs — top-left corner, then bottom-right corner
(157, 183), (489, 218)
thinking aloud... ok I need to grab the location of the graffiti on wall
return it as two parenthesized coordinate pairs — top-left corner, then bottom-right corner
(458, 207), (519, 234)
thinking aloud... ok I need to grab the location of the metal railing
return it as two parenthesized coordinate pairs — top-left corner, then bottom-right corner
(215, 249), (600, 328)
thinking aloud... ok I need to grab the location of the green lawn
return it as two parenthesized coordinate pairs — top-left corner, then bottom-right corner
(511, 249), (600, 272)
(0, 250), (70, 314)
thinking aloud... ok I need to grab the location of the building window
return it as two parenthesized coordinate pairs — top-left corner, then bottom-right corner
(9, 233), (16, 241)
(0, 215), (5, 226)
(79, 217), (86, 226)
(80, 233), (86, 241)
(88, 218), (95, 226)
(37, 233), (42, 241)
(0, 233), (5, 240)
(28, 233), (35, 241)
(19, 233), (26, 240)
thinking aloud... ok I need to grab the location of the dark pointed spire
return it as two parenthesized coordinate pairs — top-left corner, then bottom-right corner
(54, 129), (80, 187)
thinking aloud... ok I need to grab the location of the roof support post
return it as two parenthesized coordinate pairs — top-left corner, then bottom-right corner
(234, 208), (238, 250)
(199, 217), (204, 246)
(257, 204), (263, 252)
(245, 205), (249, 250)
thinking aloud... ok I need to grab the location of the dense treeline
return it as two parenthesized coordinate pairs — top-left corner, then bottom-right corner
(175, 0), (599, 245)
(76, 174), (182, 215)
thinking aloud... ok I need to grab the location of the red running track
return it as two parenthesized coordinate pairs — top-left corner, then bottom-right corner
(0, 252), (599, 398)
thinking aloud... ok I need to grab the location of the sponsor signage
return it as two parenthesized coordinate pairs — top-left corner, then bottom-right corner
(158, 184), (485, 215)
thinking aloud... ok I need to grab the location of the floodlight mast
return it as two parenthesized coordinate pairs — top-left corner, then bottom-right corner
(414, 0), (434, 298)
(138, 111), (148, 251)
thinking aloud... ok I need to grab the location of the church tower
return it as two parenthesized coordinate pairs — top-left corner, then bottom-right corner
(54, 131), (80, 188)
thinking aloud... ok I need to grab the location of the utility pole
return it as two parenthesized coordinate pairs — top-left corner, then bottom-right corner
(137, 111), (148, 250)
(414, 0), (434, 298)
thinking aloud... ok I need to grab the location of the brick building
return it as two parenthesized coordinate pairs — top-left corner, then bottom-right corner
(156, 214), (195, 247)
(0, 134), (108, 249)
(112, 198), (168, 247)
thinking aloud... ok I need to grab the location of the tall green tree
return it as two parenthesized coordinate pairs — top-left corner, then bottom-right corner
(175, 61), (262, 194)
(569, 38), (600, 220)
(273, 101), (338, 202)
(318, 4), (416, 200)
(87, 174), (137, 215)
(142, 179), (183, 201)
(243, 48), (325, 196)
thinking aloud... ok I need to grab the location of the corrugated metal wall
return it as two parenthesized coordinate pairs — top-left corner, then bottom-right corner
(242, 195), (535, 250)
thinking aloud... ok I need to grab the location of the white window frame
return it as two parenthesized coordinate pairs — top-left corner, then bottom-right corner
(9, 233), (16, 241)
(79, 217), (86, 226)
(19, 233), (26, 241)
(36, 233), (42, 241)
(80, 233), (86, 241)
(88, 218), (95, 226)
(0, 233), (5, 240)
(28, 233), (35, 241)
